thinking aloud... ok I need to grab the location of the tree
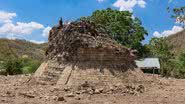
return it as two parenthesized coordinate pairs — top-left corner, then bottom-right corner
(81, 8), (148, 57)
(171, 6), (185, 28)
(148, 37), (175, 76)
(176, 52), (185, 78)
(148, 37), (173, 60)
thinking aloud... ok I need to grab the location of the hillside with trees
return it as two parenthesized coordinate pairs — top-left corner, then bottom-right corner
(0, 38), (46, 61)
(0, 39), (46, 75)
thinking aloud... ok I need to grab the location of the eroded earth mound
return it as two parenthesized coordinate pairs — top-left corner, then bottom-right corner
(34, 20), (139, 88)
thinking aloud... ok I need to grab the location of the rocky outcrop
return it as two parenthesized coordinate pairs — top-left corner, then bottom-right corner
(34, 19), (137, 87)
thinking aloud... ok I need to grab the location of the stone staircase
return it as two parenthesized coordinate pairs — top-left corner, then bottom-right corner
(35, 60), (65, 85)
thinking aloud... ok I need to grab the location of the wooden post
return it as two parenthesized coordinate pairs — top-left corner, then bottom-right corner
(153, 68), (155, 76)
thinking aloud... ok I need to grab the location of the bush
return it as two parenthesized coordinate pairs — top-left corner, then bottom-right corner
(174, 52), (185, 78)
(20, 57), (41, 74)
(2, 58), (23, 75)
(0, 57), (41, 75)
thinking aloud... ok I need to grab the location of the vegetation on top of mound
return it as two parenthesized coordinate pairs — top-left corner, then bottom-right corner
(80, 8), (148, 57)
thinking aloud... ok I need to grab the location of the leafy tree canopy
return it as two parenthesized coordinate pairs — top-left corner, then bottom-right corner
(80, 8), (148, 57)
(147, 37), (175, 76)
(148, 37), (174, 60)
(168, 6), (185, 28)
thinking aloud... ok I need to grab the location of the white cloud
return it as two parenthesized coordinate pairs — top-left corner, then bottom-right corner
(0, 22), (44, 36)
(113, 0), (146, 12)
(97, 0), (105, 2)
(29, 40), (45, 44)
(0, 10), (51, 44)
(153, 26), (183, 37)
(137, 0), (146, 8)
(0, 11), (16, 23)
(42, 26), (51, 37)
(0, 11), (44, 38)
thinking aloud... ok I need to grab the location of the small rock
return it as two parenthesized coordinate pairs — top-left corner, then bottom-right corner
(99, 88), (104, 93)
(107, 91), (113, 94)
(64, 87), (71, 92)
(137, 85), (145, 93)
(50, 87), (59, 92)
(109, 86), (114, 91)
(87, 88), (94, 95)
(81, 81), (90, 88)
(66, 93), (75, 97)
(75, 91), (81, 94)
(115, 83), (122, 87)
(19, 92), (35, 98)
(81, 90), (87, 94)
(94, 89), (100, 94)
(6, 91), (11, 95)
(57, 96), (65, 101)
(89, 91), (94, 95)
(1, 99), (6, 102)
(74, 96), (81, 100)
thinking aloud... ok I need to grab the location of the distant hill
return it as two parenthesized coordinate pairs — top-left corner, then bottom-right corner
(0, 38), (47, 61)
(167, 29), (185, 55)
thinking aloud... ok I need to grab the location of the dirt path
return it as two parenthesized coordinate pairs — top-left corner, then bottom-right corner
(1, 75), (185, 104)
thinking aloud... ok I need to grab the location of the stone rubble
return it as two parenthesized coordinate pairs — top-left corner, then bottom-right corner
(34, 19), (138, 87)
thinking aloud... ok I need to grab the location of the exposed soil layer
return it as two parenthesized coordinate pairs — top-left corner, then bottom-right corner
(1, 74), (185, 104)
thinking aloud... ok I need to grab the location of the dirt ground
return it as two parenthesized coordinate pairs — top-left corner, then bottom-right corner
(1, 74), (185, 104)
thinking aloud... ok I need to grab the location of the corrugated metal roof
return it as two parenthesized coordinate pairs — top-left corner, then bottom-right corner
(135, 58), (160, 69)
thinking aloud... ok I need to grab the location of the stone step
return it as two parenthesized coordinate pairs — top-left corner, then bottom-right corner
(56, 66), (73, 86)
(47, 66), (65, 70)
(42, 72), (60, 78)
(35, 60), (67, 85)
(38, 66), (65, 85)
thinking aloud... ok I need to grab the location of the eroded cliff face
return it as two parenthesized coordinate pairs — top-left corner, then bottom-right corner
(35, 20), (137, 86)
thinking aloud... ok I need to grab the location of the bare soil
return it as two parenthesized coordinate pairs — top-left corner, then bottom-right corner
(0, 74), (185, 104)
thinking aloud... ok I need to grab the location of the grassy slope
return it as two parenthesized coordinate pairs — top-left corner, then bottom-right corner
(0, 38), (47, 61)
(167, 29), (185, 55)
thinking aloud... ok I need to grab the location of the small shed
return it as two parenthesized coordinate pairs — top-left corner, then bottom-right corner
(135, 58), (160, 74)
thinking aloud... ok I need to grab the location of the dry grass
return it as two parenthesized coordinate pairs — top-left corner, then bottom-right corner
(167, 29), (185, 55)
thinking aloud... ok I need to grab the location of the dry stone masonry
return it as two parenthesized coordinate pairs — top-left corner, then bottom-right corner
(34, 19), (137, 88)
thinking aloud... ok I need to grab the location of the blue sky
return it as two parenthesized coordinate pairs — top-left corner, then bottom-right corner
(0, 0), (184, 44)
